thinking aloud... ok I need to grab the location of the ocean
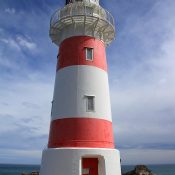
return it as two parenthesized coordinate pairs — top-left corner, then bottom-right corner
(0, 164), (174, 175)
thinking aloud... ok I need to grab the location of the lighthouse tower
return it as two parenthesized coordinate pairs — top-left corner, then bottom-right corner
(40, 0), (121, 174)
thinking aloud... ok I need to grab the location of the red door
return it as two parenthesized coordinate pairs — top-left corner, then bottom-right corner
(82, 158), (98, 175)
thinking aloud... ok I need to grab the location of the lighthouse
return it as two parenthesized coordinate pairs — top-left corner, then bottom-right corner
(40, 0), (121, 174)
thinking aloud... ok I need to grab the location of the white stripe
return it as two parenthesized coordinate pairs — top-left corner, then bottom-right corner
(41, 148), (121, 175)
(51, 66), (112, 121)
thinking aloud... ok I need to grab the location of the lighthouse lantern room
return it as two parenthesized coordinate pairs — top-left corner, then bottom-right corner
(40, 0), (121, 175)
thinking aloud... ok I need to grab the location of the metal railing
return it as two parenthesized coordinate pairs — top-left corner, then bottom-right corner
(71, 0), (99, 4)
(50, 3), (114, 28)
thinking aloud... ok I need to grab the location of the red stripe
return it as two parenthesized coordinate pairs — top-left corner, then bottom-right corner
(48, 118), (114, 148)
(57, 36), (107, 71)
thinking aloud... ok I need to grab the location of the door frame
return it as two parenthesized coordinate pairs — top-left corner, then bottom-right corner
(80, 155), (106, 175)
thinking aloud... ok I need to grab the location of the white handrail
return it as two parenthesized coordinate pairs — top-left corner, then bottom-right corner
(50, 3), (114, 28)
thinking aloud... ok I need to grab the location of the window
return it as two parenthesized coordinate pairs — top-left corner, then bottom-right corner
(86, 96), (95, 112)
(86, 48), (94, 61)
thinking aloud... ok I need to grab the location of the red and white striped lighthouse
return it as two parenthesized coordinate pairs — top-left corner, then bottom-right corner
(40, 0), (121, 174)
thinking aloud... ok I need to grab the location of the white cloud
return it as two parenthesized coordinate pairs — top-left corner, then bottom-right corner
(0, 36), (37, 51)
(5, 8), (16, 14)
(0, 75), (53, 135)
(0, 35), (38, 70)
(120, 149), (175, 165)
(0, 38), (21, 51)
(0, 0), (175, 165)
(16, 36), (37, 50)
(110, 0), (175, 160)
(0, 0), (57, 164)
(0, 149), (41, 164)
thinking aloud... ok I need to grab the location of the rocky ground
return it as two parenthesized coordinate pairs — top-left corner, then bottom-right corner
(21, 165), (154, 175)
(123, 165), (154, 175)
(21, 171), (39, 175)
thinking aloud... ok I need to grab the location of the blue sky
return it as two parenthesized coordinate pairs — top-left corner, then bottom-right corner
(0, 0), (175, 165)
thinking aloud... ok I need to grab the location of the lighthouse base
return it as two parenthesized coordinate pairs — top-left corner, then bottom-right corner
(40, 148), (121, 175)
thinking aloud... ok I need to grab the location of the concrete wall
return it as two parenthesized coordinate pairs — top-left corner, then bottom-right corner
(52, 66), (112, 121)
(40, 148), (121, 175)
